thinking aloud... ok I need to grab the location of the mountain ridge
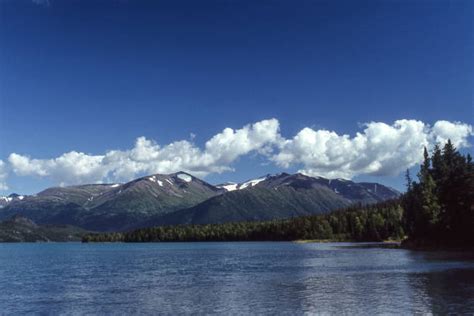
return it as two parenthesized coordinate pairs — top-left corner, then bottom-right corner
(145, 173), (400, 226)
(0, 171), (399, 231)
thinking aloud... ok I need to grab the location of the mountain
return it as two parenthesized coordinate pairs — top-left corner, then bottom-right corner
(0, 184), (119, 229)
(0, 172), (399, 232)
(218, 173), (399, 203)
(0, 193), (25, 208)
(285, 175), (400, 203)
(146, 173), (400, 226)
(77, 172), (221, 231)
(216, 175), (269, 191)
(0, 172), (221, 232)
(0, 215), (88, 242)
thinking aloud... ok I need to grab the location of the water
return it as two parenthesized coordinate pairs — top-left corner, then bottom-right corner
(0, 242), (473, 314)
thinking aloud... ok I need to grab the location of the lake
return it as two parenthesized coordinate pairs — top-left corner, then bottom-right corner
(0, 242), (473, 314)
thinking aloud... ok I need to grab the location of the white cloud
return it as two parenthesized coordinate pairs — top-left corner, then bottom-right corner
(7, 119), (281, 186)
(3, 118), (473, 188)
(204, 118), (281, 165)
(9, 152), (107, 187)
(0, 160), (8, 190)
(431, 120), (473, 148)
(272, 119), (473, 179)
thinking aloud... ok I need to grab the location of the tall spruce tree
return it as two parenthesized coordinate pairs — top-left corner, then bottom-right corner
(418, 147), (440, 238)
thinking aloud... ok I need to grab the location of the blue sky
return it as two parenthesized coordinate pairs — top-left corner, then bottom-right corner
(0, 0), (473, 194)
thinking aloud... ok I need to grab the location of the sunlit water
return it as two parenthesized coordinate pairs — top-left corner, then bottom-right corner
(0, 242), (473, 314)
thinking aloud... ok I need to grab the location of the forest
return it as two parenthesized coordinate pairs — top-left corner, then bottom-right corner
(83, 141), (473, 247)
(402, 141), (473, 248)
(82, 200), (404, 242)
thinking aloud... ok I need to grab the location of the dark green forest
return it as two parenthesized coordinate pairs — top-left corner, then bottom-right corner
(402, 141), (473, 248)
(82, 200), (404, 242)
(83, 141), (473, 247)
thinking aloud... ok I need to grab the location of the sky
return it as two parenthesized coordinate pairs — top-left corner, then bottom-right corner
(0, 0), (473, 195)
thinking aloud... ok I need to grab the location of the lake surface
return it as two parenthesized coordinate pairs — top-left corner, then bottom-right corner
(0, 242), (473, 314)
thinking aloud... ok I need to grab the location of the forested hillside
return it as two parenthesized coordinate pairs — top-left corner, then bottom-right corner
(83, 200), (404, 242)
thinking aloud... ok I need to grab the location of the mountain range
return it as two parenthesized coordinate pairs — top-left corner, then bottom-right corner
(0, 172), (399, 232)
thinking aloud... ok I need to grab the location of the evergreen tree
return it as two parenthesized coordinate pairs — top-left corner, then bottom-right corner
(417, 147), (440, 238)
(402, 140), (473, 247)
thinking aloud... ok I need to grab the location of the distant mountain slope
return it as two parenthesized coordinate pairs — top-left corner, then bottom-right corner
(150, 185), (350, 226)
(0, 184), (119, 227)
(78, 172), (222, 231)
(218, 173), (399, 203)
(0, 172), (221, 231)
(0, 172), (399, 232)
(146, 173), (400, 226)
(0, 193), (25, 208)
(0, 215), (88, 242)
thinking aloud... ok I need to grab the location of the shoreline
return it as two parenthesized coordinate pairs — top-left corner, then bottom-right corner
(1, 240), (472, 252)
(400, 239), (474, 252)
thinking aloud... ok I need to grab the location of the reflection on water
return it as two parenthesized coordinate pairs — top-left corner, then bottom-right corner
(0, 242), (473, 314)
(403, 250), (474, 313)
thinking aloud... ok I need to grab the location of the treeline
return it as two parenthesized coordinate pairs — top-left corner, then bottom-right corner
(82, 200), (404, 242)
(402, 141), (473, 248)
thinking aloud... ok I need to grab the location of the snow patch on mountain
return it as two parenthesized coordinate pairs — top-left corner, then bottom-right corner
(147, 176), (165, 186)
(0, 196), (12, 202)
(218, 183), (238, 192)
(177, 173), (192, 182)
(218, 176), (269, 192)
(0, 194), (26, 207)
(239, 177), (268, 189)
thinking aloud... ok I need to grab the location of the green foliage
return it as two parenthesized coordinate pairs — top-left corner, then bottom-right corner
(402, 141), (474, 247)
(82, 200), (404, 243)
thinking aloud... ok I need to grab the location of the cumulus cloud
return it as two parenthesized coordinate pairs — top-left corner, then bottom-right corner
(0, 160), (8, 190)
(9, 152), (106, 187)
(273, 119), (473, 179)
(2, 118), (473, 188)
(7, 119), (281, 186)
(431, 120), (473, 148)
